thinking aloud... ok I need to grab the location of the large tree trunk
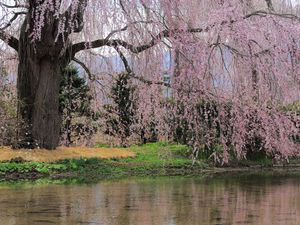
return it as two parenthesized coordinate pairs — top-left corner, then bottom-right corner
(16, 55), (63, 149)
(15, 14), (68, 150)
(32, 59), (61, 149)
(12, 0), (87, 149)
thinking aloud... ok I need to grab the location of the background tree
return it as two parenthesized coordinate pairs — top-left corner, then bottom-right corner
(59, 66), (95, 147)
(103, 72), (137, 147)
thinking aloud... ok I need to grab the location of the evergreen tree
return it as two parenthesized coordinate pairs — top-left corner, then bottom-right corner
(59, 66), (95, 146)
(104, 72), (137, 147)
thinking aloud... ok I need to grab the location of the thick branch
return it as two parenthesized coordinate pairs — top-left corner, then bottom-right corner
(71, 9), (300, 56)
(0, 30), (19, 51)
(0, 11), (26, 30)
(71, 28), (203, 55)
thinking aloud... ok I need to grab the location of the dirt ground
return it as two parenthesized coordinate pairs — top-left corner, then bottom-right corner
(0, 146), (135, 162)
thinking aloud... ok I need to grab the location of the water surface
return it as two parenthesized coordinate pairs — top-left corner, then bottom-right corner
(0, 174), (300, 225)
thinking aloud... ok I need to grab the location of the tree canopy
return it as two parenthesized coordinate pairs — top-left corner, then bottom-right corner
(0, 0), (299, 163)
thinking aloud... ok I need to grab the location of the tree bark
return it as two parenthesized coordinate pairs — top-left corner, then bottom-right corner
(12, 0), (88, 150)
(15, 15), (68, 149)
(16, 50), (63, 149)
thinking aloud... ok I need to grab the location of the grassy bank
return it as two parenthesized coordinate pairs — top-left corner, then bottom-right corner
(1, 142), (300, 182)
(0, 142), (208, 182)
(0, 146), (135, 162)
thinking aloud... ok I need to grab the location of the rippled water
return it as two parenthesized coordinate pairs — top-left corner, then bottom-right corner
(0, 174), (300, 225)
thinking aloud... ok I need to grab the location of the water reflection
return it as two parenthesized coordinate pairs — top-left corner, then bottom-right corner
(0, 175), (300, 225)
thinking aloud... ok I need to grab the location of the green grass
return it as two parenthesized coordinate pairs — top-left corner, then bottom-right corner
(0, 142), (209, 182)
(2, 141), (298, 183)
(114, 142), (192, 166)
(0, 161), (68, 174)
(90, 141), (208, 180)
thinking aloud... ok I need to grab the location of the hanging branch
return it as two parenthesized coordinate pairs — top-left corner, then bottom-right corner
(114, 46), (133, 74)
(265, 0), (274, 11)
(73, 57), (93, 80)
(114, 46), (170, 87)
(72, 57), (105, 88)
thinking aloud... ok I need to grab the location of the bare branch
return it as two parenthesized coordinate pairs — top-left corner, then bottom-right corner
(0, 2), (28, 9)
(104, 20), (153, 41)
(0, 11), (26, 30)
(222, 43), (271, 58)
(114, 46), (132, 74)
(119, 0), (128, 15)
(71, 27), (203, 55)
(113, 46), (170, 87)
(244, 10), (300, 21)
(0, 30), (19, 51)
(73, 57), (93, 80)
(72, 57), (106, 88)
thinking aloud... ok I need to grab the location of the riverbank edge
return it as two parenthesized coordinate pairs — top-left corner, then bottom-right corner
(1, 142), (300, 182)
(1, 161), (300, 183)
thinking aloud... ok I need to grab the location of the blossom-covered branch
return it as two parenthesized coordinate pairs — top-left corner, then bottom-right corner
(71, 7), (300, 57)
(61, 0), (88, 34)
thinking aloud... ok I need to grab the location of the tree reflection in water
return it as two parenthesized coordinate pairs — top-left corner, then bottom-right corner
(0, 176), (299, 225)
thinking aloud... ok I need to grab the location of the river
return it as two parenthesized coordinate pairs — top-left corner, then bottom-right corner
(0, 174), (300, 225)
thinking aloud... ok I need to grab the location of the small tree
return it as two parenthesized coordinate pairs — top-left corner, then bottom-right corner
(104, 72), (137, 147)
(59, 66), (96, 146)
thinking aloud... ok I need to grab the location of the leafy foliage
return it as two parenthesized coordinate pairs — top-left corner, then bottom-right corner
(59, 66), (97, 146)
(0, 162), (67, 174)
(103, 72), (137, 146)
